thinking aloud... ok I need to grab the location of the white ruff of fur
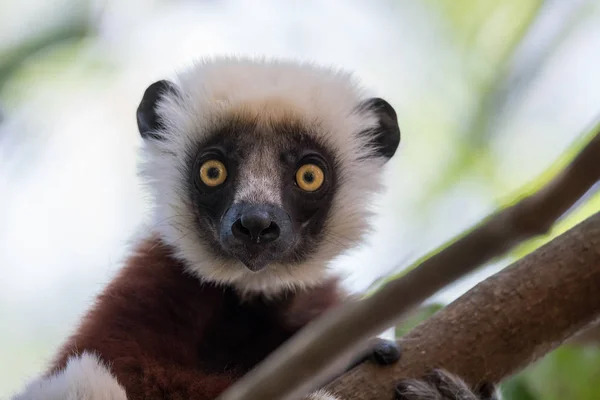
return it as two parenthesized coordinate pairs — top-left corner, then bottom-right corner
(139, 56), (389, 296)
(11, 352), (127, 400)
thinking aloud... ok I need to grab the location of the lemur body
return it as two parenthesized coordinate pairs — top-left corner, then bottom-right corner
(12, 58), (498, 400)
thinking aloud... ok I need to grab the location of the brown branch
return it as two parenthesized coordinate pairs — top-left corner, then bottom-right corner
(326, 211), (600, 398)
(217, 131), (600, 400)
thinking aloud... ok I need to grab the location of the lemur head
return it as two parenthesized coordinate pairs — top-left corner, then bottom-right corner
(137, 57), (400, 296)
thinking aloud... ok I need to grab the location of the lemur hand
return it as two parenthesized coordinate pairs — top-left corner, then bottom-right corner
(307, 338), (402, 400)
(346, 337), (402, 371)
(308, 368), (499, 400)
(395, 369), (500, 400)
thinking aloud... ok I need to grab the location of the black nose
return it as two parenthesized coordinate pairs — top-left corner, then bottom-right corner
(231, 209), (280, 244)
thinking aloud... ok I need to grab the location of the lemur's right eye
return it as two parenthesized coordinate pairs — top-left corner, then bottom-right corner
(199, 160), (227, 187)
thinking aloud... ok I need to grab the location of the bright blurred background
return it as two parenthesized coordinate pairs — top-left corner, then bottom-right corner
(1, 0), (600, 399)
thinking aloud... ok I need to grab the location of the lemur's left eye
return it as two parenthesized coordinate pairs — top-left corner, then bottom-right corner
(295, 164), (324, 192)
(200, 160), (227, 187)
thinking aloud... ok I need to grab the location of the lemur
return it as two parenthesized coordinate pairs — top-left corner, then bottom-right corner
(12, 57), (499, 400)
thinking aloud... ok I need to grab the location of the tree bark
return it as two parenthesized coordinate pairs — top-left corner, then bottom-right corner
(325, 211), (600, 399)
(217, 132), (600, 400)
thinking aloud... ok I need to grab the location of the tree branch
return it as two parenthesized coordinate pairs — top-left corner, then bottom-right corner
(326, 210), (600, 398)
(218, 131), (600, 400)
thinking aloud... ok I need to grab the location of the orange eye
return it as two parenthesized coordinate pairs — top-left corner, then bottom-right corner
(199, 160), (227, 187)
(295, 164), (324, 192)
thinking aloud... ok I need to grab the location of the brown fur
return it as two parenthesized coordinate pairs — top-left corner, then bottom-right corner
(47, 237), (344, 400)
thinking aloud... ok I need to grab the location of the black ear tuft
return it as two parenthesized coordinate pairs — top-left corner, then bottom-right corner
(136, 80), (179, 140)
(358, 97), (401, 160)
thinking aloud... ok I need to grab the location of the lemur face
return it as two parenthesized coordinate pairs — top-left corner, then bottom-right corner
(137, 58), (400, 295)
(185, 119), (339, 273)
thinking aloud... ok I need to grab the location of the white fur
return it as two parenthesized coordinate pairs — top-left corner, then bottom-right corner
(304, 389), (341, 400)
(10, 352), (343, 400)
(139, 56), (389, 296)
(233, 146), (284, 205)
(11, 352), (127, 400)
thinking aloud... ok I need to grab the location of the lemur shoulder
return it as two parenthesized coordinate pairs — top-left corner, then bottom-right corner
(12, 57), (499, 400)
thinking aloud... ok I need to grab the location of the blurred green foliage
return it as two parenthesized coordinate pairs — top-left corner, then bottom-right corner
(0, 0), (95, 95)
(504, 346), (600, 400)
(419, 0), (595, 208)
(425, 0), (541, 58)
(502, 376), (539, 400)
(418, 0), (545, 204)
(0, 22), (91, 93)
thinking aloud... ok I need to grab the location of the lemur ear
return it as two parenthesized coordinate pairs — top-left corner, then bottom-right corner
(136, 80), (179, 140)
(358, 97), (401, 160)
